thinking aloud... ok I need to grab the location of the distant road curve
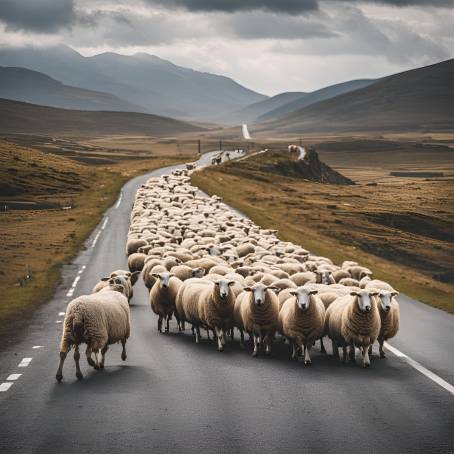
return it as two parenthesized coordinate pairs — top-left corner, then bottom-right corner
(242, 123), (251, 140)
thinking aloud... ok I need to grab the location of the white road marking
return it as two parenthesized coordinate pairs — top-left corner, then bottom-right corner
(18, 358), (32, 368)
(56, 320), (62, 324)
(0, 382), (13, 392)
(385, 342), (454, 396)
(58, 312), (65, 316)
(242, 124), (251, 140)
(66, 275), (81, 297)
(91, 230), (102, 248)
(101, 217), (109, 230)
(7, 374), (22, 381)
(115, 192), (123, 208)
(32, 345), (44, 349)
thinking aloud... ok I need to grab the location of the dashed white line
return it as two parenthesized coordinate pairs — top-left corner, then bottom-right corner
(56, 320), (63, 324)
(58, 312), (65, 316)
(7, 374), (22, 381)
(18, 358), (32, 368)
(91, 231), (102, 248)
(32, 345), (44, 349)
(0, 382), (13, 392)
(101, 217), (109, 230)
(66, 275), (81, 297)
(385, 342), (454, 396)
(115, 193), (123, 208)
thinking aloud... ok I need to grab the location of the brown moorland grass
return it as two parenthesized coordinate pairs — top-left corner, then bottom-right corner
(191, 147), (454, 313)
(0, 139), (190, 332)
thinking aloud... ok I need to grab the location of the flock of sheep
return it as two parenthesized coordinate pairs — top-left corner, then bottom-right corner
(56, 162), (400, 382)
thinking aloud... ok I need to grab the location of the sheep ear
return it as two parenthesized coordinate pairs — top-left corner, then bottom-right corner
(310, 290), (318, 295)
(370, 292), (379, 297)
(214, 281), (220, 286)
(169, 273), (175, 277)
(244, 287), (252, 292)
(267, 286), (279, 292)
(290, 290), (298, 296)
(350, 291), (359, 296)
(228, 281), (235, 286)
(101, 277), (110, 281)
(391, 291), (399, 297)
(151, 273), (160, 278)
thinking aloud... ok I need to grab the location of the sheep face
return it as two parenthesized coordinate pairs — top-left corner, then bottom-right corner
(191, 267), (205, 278)
(316, 271), (334, 285)
(108, 277), (128, 296)
(350, 290), (378, 312)
(290, 287), (318, 311)
(244, 283), (275, 306)
(376, 290), (399, 312)
(214, 279), (235, 300)
(153, 272), (175, 290)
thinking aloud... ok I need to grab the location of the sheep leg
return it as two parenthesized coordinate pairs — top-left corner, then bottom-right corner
(100, 344), (108, 368)
(368, 344), (373, 357)
(304, 344), (312, 366)
(331, 340), (339, 358)
(74, 346), (83, 380)
(191, 325), (195, 336)
(349, 344), (356, 363)
(252, 334), (259, 357)
(121, 339), (127, 361)
(86, 346), (99, 369)
(239, 329), (244, 347)
(320, 337), (327, 354)
(342, 346), (348, 363)
(195, 327), (201, 344)
(230, 328), (234, 341)
(56, 349), (69, 382)
(158, 316), (163, 333)
(379, 340), (386, 358)
(165, 316), (170, 333)
(215, 327), (224, 352)
(290, 340), (298, 360)
(206, 329), (211, 340)
(264, 334), (272, 356)
(362, 346), (371, 368)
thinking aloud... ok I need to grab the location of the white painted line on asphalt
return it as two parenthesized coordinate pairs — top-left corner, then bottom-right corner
(56, 320), (62, 324)
(115, 192), (123, 208)
(91, 230), (102, 248)
(18, 358), (32, 368)
(101, 217), (109, 230)
(385, 342), (454, 396)
(0, 382), (13, 392)
(58, 312), (65, 316)
(66, 275), (81, 297)
(7, 374), (22, 381)
(32, 345), (44, 349)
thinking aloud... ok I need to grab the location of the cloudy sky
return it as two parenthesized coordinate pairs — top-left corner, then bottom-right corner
(0, 0), (453, 95)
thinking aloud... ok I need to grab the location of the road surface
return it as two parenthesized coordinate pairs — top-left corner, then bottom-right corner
(0, 152), (453, 453)
(242, 123), (251, 140)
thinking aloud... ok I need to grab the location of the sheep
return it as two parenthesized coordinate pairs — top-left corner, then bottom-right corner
(325, 289), (381, 367)
(198, 279), (236, 351)
(315, 270), (335, 285)
(290, 271), (316, 286)
(338, 277), (360, 287)
(170, 264), (205, 281)
(126, 238), (147, 255)
(272, 278), (297, 292)
(364, 281), (400, 358)
(278, 286), (325, 365)
(175, 278), (211, 340)
(342, 260), (358, 269)
(56, 276), (130, 382)
(149, 272), (182, 333)
(127, 252), (147, 272)
(92, 270), (139, 301)
(348, 265), (373, 281)
(332, 269), (351, 283)
(236, 243), (255, 258)
(234, 283), (279, 357)
(143, 264), (167, 290)
(209, 265), (234, 276)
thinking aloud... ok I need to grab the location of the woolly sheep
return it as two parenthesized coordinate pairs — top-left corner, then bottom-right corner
(234, 283), (279, 357)
(325, 289), (381, 367)
(348, 266), (373, 281)
(338, 277), (360, 287)
(56, 277), (130, 382)
(278, 286), (325, 364)
(149, 272), (182, 333)
(170, 264), (205, 281)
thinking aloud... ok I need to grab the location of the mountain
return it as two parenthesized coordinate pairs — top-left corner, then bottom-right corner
(0, 45), (267, 121)
(224, 92), (306, 124)
(0, 66), (144, 112)
(0, 98), (204, 136)
(258, 59), (454, 134)
(257, 79), (377, 122)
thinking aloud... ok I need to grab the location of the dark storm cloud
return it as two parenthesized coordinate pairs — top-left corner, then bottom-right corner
(0, 0), (76, 32)
(144, 0), (320, 14)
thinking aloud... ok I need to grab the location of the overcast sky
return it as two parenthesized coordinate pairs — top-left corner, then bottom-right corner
(0, 0), (453, 95)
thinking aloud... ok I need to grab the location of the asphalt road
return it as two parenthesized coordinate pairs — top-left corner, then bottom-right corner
(0, 151), (453, 454)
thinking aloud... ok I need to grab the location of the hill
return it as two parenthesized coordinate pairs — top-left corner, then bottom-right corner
(259, 59), (454, 134)
(224, 92), (306, 124)
(257, 79), (376, 122)
(0, 66), (143, 113)
(0, 98), (204, 136)
(0, 45), (267, 121)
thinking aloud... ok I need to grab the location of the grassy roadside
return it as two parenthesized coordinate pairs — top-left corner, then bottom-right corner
(0, 139), (190, 333)
(191, 164), (454, 314)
